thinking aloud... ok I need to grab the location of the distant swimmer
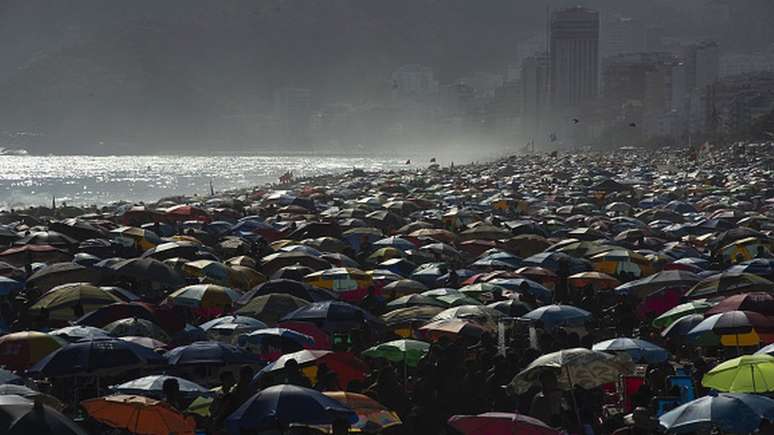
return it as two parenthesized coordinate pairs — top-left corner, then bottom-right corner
(405, 159), (411, 165)
(430, 157), (436, 163)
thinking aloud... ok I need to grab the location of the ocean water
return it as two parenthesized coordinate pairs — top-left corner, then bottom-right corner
(0, 155), (411, 209)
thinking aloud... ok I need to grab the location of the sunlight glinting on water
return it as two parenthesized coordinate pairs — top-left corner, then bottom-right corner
(0, 155), (408, 208)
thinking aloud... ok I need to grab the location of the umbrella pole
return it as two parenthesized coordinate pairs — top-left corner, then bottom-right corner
(565, 366), (583, 430)
(752, 365), (756, 393)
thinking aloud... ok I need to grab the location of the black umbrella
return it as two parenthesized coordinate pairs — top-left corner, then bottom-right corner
(26, 262), (103, 292)
(0, 395), (87, 435)
(16, 231), (77, 248)
(49, 219), (106, 242)
(238, 279), (337, 304)
(109, 258), (185, 287)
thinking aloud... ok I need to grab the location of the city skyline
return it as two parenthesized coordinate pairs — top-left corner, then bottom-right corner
(0, 0), (773, 153)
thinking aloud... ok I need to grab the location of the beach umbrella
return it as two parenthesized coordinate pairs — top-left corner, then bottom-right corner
(226, 384), (357, 434)
(111, 375), (212, 399)
(49, 325), (110, 342)
(592, 337), (669, 364)
(270, 265), (315, 281)
(182, 259), (233, 285)
(118, 336), (168, 350)
(419, 319), (486, 341)
(0, 367), (23, 385)
(381, 279), (427, 299)
(0, 276), (22, 297)
(141, 241), (202, 261)
(110, 226), (161, 250)
(165, 341), (262, 367)
(74, 302), (159, 328)
(200, 315), (267, 331)
(0, 394), (88, 435)
(659, 393), (774, 434)
(522, 252), (592, 275)
(502, 235), (551, 257)
(380, 306), (445, 327)
(238, 279), (337, 304)
(16, 230), (77, 247)
(81, 394), (196, 435)
(521, 305), (591, 329)
(488, 278), (553, 302)
(362, 339), (430, 367)
(590, 249), (654, 278)
(434, 293), (483, 307)
(458, 283), (507, 302)
(261, 350), (367, 387)
(26, 262), (103, 292)
(448, 412), (560, 435)
(110, 257), (184, 287)
(684, 271), (774, 299)
(688, 311), (774, 347)
(281, 301), (386, 332)
(510, 348), (633, 394)
(488, 299), (533, 317)
(705, 292), (774, 316)
(29, 283), (122, 322)
(28, 337), (166, 377)
(323, 392), (402, 432)
(702, 355), (774, 393)
(304, 267), (373, 302)
(661, 314), (708, 343)
(261, 251), (331, 275)
(430, 305), (502, 328)
(728, 259), (774, 278)
(165, 284), (242, 310)
(652, 301), (714, 329)
(568, 271), (620, 290)
(235, 294), (310, 326)
(0, 244), (71, 266)
(103, 318), (171, 342)
(0, 384), (64, 410)
(614, 269), (702, 297)
(0, 331), (67, 370)
(238, 328), (315, 357)
(386, 294), (446, 309)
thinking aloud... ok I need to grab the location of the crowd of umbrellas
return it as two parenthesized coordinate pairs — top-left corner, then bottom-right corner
(0, 145), (772, 434)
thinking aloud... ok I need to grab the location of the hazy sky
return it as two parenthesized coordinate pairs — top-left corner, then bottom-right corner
(0, 0), (770, 154)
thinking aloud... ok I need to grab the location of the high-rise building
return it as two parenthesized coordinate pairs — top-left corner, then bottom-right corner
(601, 15), (646, 58)
(550, 7), (600, 109)
(521, 52), (550, 141)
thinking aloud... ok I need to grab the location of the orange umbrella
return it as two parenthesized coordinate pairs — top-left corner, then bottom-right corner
(568, 271), (620, 290)
(81, 394), (196, 435)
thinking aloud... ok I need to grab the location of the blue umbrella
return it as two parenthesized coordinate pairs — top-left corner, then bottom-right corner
(49, 325), (110, 342)
(729, 259), (774, 278)
(165, 341), (263, 366)
(0, 367), (24, 385)
(377, 258), (416, 277)
(659, 393), (774, 434)
(488, 278), (553, 302)
(521, 305), (591, 329)
(0, 276), (23, 296)
(372, 236), (416, 252)
(522, 252), (592, 274)
(592, 338), (670, 363)
(111, 375), (213, 399)
(238, 328), (315, 348)
(28, 337), (166, 377)
(410, 262), (448, 287)
(199, 316), (268, 331)
(281, 301), (386, 332)
(226, 384), (357, 434)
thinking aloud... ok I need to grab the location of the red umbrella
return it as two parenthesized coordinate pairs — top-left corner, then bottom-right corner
(277, 320), (332, 350)
(705, 292), (774, 316)
(448, 412), (560, 435)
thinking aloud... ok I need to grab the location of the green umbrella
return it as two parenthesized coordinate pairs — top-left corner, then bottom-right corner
(362, 339), (430, 367)
(702, 355), (774, 393)
(653, 301), (714, 329)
